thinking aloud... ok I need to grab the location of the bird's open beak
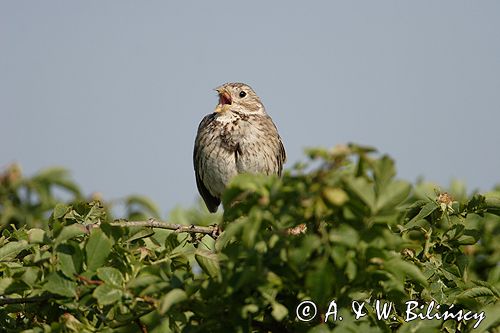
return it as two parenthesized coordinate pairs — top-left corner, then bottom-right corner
(215, 88), (232, 113)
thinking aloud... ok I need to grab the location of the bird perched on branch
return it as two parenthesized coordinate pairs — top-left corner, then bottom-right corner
(193, 82), (286, 212)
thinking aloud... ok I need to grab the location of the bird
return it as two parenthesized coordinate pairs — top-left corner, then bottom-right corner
(193, 82), (286, 213)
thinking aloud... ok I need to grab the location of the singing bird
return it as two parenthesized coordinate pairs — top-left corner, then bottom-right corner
(193, 82), (286, 212)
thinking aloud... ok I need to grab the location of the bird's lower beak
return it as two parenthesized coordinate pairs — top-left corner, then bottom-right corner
(215, 89), (232, 113)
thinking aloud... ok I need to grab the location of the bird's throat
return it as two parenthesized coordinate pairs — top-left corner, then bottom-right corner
(215, 104), (232, 113)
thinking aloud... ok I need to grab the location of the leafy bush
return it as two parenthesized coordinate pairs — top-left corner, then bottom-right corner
(0, 145), (499, 332)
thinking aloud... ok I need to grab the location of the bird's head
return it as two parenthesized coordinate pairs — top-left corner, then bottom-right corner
(214, 82), (266, 115)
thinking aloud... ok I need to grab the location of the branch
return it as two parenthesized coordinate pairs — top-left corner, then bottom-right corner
(76, 274), (103, 285)
(109, 219), (221, 239)
(0, 294), (60, 306)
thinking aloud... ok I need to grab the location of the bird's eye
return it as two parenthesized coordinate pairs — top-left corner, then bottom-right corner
(239, 91), (247, 98)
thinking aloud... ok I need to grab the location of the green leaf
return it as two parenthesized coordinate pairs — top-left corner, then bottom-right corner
(93, 283), (123, 306)
(127, 229), (155, 243)
(271, 301), (288, 321)
(34, 167), (82, 197)
(0, 240), (30, 261)
(0, 278), (14, 294)
(457, 235), (477, 245)
(373, 155), (396, 190)
(55, 224), (87, 244)
(53, 203), (70, 219)
(97, 267), (124, 287)
(57, 243), (83, 278)
(159, 288), (187, 314)
(330, 225), (359, 248)
(397, 318), (442, 333)
(307, 324), (336, 333)
(127, 274), (162, 289)
(456, 286), (495, 300)
(344, 177), (376, 212)
(306, 259), (335, 305)
(242, 210), (262, 248)
(82, 201), (106, 224)
(85, 228), (113, 272)
(241, 304), (259, 318)
(195, 249), (220, 278)
(375, 180), (411, 212)
(43, 272), (77, 297)
(473, 302), (500, 333)
(27, 228), (47, 244)
(125, 195), (161, 218)
(21, 267), (40, 287)
(485, 196), (500, 216)
(385, 257), (428, 287)
(323, 187), (348, 206)
(215, 219), (245, 251)
(406, 202), (438, 225)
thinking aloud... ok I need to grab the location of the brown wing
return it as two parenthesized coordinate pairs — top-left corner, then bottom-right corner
(193, 114), (220, 213)
(276, 136), (286, 177)
(267, 114), (286, 177)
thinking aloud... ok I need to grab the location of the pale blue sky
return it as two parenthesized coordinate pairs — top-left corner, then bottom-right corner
(1, 1), (499, 215)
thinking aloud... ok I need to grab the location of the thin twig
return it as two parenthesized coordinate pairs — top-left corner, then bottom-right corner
(109, 219), (221, 240)
(76, 274), (103, 285)
(135, 318), (148, 333)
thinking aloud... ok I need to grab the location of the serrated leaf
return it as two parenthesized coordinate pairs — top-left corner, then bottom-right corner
(93, 283), (123, 306)
(457, 286), (495, 299)
(159, 288), (187, 314)
(97, 267), (124, 287)
(195, 249), (220, 278)
(85, 229), (113, 272)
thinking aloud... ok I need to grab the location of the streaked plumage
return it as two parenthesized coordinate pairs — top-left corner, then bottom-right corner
(193, 82), (286, 212)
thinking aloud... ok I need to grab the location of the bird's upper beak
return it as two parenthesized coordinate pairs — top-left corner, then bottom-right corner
(215, 88), (232, 113)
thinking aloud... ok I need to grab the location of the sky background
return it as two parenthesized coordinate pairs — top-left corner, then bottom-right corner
(1, 1), (499, 216)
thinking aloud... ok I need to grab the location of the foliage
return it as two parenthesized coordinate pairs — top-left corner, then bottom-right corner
(0, 145), (499, 333)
